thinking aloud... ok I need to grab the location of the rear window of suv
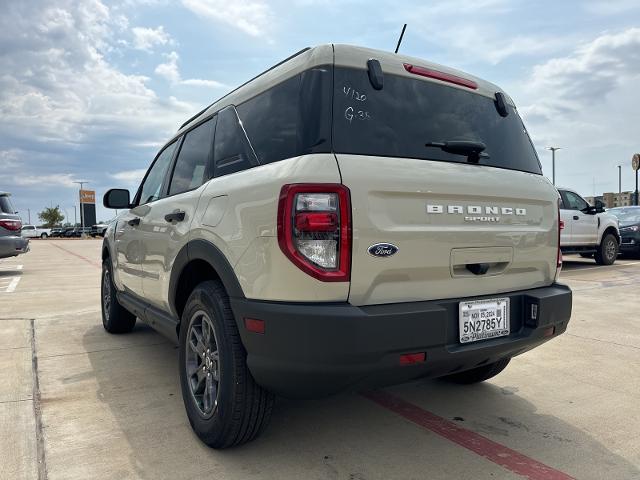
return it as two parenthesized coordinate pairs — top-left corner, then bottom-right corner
(332, 67), (542, 175)
(0, 195), (15, 214)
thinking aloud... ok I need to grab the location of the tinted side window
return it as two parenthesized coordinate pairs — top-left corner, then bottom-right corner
(213, 106), (257, 177)
(139, 141), (178, 205)
(169, 118), (215, 196)
(0, 196), (14, 214)
(236, 69), (331, 165)
(563, 191), (589, 211)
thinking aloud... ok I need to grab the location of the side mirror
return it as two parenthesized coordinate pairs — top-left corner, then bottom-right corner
(595, 200), (605, 213)
(103, 189), (131, 209)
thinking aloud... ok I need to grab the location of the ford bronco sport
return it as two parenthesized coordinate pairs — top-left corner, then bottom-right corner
(101, 45), (572, 448)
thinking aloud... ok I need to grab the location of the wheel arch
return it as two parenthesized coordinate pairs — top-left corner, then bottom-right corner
(101, 240), (111, 261)
(170, 239), (245, 332)
(602, 225), (620, 244)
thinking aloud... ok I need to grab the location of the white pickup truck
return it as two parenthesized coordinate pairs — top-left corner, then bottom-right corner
(20, 225), (52, 239)
(557, 188), (620, 265)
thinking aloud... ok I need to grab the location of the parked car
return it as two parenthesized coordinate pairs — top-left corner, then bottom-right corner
(92, 223), (109, 237)
(100, 45), (572, 448)
(0, 192), (29, 259)
(50, 227), (65, 237)
(609, 206), (640, 256)
(21, 225), (52, 239)
(63, 227), (78, 237)
(557, 188), (620, 264)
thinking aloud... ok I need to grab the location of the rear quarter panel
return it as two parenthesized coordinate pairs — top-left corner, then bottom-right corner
(189, 153), (349, 302)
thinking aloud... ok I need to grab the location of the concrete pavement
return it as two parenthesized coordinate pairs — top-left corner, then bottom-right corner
(1, 240), (639, 479)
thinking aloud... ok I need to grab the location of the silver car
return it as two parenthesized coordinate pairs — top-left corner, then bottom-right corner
(0, 192), (29, 259)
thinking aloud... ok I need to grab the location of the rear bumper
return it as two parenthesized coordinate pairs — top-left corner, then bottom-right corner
(231, 283), (572, 398)
(0, 235), (29, 259)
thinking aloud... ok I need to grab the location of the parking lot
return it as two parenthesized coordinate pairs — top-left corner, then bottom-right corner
(1, 240), (639, 480)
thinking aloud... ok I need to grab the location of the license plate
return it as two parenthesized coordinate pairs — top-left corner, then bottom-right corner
(459, 298), (510, 344)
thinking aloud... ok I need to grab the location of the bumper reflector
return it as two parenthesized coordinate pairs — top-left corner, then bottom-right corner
(244, 318), (265, 334)
(399, 352), (426, 365)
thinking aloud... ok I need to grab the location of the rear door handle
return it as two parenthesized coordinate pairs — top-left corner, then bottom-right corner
(164, 211), (186, 223)
(573, 215), (579, 220)
(128, 218), (140, 227)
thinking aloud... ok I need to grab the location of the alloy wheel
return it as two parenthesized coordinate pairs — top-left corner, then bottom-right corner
(185, 310), (220, 418)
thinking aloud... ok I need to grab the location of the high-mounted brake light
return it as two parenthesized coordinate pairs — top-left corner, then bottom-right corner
(403, 63), (478, 90)
(277, 184), (351, 282)
(0, 219), (22, 231)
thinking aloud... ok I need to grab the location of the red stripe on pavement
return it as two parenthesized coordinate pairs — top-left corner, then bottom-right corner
(362, 390), (574, 480)
(50, 243), (102, 269)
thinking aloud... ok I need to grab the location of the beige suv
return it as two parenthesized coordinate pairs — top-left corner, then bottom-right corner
(101, 44), (572, 448)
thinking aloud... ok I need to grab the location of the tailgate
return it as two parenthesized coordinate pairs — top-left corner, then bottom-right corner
(339, 155), (559, 306)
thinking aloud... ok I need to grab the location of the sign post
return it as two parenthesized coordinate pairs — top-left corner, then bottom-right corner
(79, 189), (97, 234)
(633, 154), (640, 206)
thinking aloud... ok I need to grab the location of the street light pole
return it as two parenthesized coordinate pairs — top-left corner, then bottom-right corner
(618, 165), (622, 195)
(73, 205), (77, 225)
(546, 147), (561, 185)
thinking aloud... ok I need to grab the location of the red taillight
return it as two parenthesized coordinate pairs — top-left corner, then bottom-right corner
(403, 63), (478, 90)
(0, 219), (22, 231)
(277, 184), (351, 282)
(295, 212), (338, 232)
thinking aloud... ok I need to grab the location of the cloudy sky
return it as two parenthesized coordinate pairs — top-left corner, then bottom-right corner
(1, 0), (639, 223)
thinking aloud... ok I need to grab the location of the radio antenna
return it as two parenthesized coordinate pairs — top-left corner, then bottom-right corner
(395, 24), (407, 54)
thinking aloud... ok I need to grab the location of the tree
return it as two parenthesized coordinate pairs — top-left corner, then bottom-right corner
(38, 206), (65, 227)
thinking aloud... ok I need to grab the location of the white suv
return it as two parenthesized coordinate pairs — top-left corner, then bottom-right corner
(557, 188), (620, 265)
(101, 45), (572, 448)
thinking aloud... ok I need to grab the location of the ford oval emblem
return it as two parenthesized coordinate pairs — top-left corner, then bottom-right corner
(368, 243), (399, 258)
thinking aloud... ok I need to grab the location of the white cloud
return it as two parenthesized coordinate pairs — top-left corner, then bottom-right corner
(132, 25), (171, 52)
(155, 51), (181, 83)
(0, 1), (194, 148)
(13, 173), (80, 188)
(181, 78), (227, 88)
(523, 28), (640, 117)
(181, 0), (273, 37)
(515, 28), (640, 193)
(397, 1), (568, 65)
(110, 168), (147, 185)
(155, 51), (228, 88)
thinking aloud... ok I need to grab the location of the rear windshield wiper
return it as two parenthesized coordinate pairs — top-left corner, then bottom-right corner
(425, 140), (488, 163)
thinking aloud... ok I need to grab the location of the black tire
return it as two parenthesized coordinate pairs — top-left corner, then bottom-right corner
(179, 280), (274, 449)
(40, 233), (48, 239)
(101, 259), (136, 333)
(579, 252), (593, 258)
(441, 357), (511, 384)
(594, 233), (618, 265)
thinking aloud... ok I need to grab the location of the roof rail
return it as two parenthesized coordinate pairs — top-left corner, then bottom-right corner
(179, 47), (312, 130)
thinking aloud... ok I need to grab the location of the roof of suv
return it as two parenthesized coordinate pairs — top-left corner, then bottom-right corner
(176, 44), (511, 139)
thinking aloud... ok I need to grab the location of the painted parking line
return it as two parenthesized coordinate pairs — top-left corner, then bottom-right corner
(0, 276), (21, 293)
(0, 264), (23, 271)
(363, 390), (574, 480)
(0, 264), (23, 293)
